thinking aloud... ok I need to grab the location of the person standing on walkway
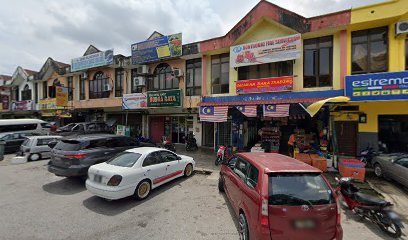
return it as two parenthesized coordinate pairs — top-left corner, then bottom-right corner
(288, 133), (296, 157)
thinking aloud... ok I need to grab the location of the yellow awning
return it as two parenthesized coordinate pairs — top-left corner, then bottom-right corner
(306, 96), (350, 117)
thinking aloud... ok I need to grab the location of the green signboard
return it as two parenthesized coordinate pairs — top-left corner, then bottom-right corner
(147, 90), (181, 108)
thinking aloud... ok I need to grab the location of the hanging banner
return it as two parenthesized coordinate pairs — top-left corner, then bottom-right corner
(230, 34), (301, 68)
(122, 93), (147, 109)
(131, 33), (182, 64)
(199, 106), (228, 122)
(38, 99), (64, 110)
(147, 90), (181, 108)
(11, 100), (33, 111)
(263, 104), (290, 117)
(71, 49), (114, 72)
(345, 71), (408, 101)
(236, 76), (293, 94)
(56, 86), (68, 107)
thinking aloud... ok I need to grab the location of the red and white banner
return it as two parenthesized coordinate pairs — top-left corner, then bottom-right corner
(263, 104), (290, 117)
(236, 76), (293, 94)
(235, 105), (257, 117)
(11, 100), (33, 111)
(230, 34), (301, 68)
(199, 106), (228, 122)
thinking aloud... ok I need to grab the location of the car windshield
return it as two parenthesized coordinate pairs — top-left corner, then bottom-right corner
(54, 140), (85, 151)
(0, 133), (8, 140)
(106, 152), (142, 167)
(22, 138), (32, 146)
(269, 173), (334, 206)
(60, 123), (76, 131)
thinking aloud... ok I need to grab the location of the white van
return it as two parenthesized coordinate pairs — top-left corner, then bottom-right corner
(0, 119), (50, 135)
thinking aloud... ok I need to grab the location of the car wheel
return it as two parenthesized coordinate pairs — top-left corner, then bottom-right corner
(134, 180), (151, 200)
(238, 212), (249, 240)
(184, 164), (193, 177)
(374, 163), (383, 178)
(29, 153), (41, 161)
(218, 175), (225, 192)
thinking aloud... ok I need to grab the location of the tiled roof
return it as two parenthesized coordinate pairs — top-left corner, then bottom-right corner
(54, 60), (70, 68)
(23, 69), (38, 76)
(0, 75), (12, 81)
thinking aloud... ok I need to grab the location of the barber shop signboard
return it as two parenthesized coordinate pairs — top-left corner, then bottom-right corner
(345, 71), (408, 101)
(147, 89), (181, 108)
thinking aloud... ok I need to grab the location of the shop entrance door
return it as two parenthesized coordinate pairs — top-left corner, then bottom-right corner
(216, 122), (232, 147)
(202, 122), (214, 147)
(171, 116), (192, 144)
(379, 115), (408, 153)
(335, 121), (358, 156)
(150, 116), (165, 144)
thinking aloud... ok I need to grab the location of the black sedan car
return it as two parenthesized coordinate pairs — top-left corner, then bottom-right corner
(48, 134), (154, 178)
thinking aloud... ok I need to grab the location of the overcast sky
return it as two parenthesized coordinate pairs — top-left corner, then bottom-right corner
(0, 0), (385, 75)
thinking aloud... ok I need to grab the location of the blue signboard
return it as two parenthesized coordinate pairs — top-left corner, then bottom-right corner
(71, 49), (114, 72)
(345, 71), (408, 101)
(131, 33), (182, 64)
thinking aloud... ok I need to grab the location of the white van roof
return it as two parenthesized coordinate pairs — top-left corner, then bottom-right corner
(0, 119), (46, 125)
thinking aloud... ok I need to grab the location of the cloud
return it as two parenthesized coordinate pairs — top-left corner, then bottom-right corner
(0, 0), (385, 75)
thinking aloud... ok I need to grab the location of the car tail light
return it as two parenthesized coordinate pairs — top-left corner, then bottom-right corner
(64, 153), (87, 159)
(107, 175), (122, 186)
(260, 197), (269, 226)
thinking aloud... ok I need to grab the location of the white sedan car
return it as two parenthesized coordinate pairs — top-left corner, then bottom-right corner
(86, 147), (195, 200)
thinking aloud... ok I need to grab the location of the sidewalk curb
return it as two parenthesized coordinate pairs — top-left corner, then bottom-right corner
(194, 168), (214, 175)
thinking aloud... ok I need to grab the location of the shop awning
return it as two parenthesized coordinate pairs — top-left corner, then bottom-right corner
(198, 90), (344, 107)
(305, 96), (350, 117)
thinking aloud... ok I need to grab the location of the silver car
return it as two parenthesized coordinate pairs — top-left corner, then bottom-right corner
(20, 136), (63, 161)
(372, 154), (408, 188)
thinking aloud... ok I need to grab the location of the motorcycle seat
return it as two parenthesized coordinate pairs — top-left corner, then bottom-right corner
(354, 192), (388, 206)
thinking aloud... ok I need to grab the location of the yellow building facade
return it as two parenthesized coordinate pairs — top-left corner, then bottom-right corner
(335, 0), (408, 154)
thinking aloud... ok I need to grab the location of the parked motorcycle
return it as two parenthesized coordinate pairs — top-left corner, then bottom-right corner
(159, 136), (176, 152)
(335, 177), (404, 238)
(359, 146), (378, 167)
(215, 145), (232, 166)
(185, 133), (198, 151)
(136, 135), (155, 145)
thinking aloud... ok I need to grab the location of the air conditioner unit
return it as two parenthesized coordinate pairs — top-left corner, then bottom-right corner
(133, 76), (146, 86)
(82, 72), (88, 79)
(173, 68), (183, 77)
(103, 84), (112, 92)
(396, 20), (408, 35)
(137, 65), (149, 74)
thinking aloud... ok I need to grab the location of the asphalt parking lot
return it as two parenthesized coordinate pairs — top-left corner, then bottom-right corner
(0, 153), (407, 240)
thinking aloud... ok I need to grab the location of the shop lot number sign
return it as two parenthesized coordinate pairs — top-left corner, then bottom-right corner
(147, 90), (181, 108)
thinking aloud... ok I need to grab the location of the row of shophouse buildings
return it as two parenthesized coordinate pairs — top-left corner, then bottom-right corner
(1, 0), (408, 156)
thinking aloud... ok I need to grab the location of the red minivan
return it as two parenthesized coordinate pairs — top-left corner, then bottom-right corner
(218, 153), (343, 240)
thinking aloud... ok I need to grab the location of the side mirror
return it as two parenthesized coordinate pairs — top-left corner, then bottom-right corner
(177, 156), (182, 160)
(48, 141), (58, 149)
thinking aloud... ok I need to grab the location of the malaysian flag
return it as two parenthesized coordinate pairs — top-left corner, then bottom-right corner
(236, 105), (257, 117)
(263, 104), (290, 117)
(199, 106), (228, 122)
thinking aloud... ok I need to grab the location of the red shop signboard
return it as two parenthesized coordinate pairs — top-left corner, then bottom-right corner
(236, 76), (293, 94)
